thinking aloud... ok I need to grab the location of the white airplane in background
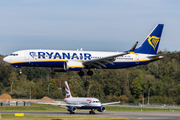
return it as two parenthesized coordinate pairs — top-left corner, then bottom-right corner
(3, 24), (165, 76)
(38, 81), (120, 114)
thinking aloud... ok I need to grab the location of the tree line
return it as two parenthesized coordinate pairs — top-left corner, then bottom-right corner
(0, 50), (180, 104)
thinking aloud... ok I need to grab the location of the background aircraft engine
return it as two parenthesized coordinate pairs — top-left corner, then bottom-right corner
(67, 106), (77, 113)
(97, 106), (106, 112)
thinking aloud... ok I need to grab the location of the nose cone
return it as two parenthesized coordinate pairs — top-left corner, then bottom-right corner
(3, 56), (9, 63)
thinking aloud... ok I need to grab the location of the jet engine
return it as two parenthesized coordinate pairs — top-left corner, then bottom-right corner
(97, 106), (106, 112)
(51, 60), (84, 72)
(67, 106), (77, 114)
(50, 61), (68, 72)
(66, 60), (84, 71)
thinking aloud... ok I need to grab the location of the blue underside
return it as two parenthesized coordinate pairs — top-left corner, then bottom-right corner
(76, 106), (102, 110)
(14, 61), (65, 67)
(11, 60), (158, 70)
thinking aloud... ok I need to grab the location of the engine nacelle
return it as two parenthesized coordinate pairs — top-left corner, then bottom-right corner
(51, 60), (84, 72)
(97, 106), (106, 112)
(67, 106), (77, 113)
(66, 60), (84, 71)
(50, 61), (68, 72)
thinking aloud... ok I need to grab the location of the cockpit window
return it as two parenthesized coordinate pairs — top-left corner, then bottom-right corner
(10, 54), (18, 56)
(92, 101), (100, 103)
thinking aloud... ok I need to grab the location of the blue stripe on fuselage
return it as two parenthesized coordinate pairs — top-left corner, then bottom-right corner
(11, 59), (160, 69)
(12, 61), (65, 67)
(77, 106), (102, 109)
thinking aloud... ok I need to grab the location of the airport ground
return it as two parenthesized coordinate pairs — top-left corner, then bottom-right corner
(0, 104), (180, 119)
(1, 111), (180, 119)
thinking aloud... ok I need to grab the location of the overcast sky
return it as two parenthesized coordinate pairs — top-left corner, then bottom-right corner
(0, 0), (180, 55)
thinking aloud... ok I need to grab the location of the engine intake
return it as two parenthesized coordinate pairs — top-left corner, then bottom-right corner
(67, 106), (77, 113)
(97, 106), (106, 112)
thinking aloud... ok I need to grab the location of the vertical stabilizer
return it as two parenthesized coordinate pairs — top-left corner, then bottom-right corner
(65, 81), (72, 98)
(134, 24), (164, 54)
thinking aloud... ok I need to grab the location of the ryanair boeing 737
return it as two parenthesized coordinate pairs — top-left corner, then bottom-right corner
(3, 24), (164, 76)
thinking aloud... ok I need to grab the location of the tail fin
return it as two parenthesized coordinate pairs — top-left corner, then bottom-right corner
(134, 24), (164, 54)
(65, 81), (72, 98)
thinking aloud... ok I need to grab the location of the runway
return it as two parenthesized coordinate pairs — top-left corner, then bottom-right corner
(0, 111), (180, 119)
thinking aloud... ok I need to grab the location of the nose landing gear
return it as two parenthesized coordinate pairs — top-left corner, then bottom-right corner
(19, 68), (22, 74)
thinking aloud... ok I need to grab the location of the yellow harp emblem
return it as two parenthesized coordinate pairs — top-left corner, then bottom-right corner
(148, 36), (160, 50)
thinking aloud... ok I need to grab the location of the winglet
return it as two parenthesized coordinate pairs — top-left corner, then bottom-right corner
(128, 41), (138, 55)
(130, 41), (138, 52)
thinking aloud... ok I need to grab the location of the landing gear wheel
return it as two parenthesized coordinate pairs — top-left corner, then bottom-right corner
(87, 70), (93, 76)
(89, 109), (95, 114)
(70, 112), (75, 114)
(78, 71), (84, 76)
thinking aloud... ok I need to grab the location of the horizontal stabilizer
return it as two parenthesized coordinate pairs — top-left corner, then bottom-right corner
(148, 52), (176, 59)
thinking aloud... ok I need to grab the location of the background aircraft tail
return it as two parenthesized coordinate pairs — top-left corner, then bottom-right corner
(134, 24), (164, 54)
(65, 81), (72, 98)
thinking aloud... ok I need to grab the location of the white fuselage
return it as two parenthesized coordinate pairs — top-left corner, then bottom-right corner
(3, 49), (158, 70)
(64, 97), (101, 109)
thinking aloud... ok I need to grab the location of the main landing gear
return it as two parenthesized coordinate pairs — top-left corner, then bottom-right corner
(89, 109), (95, 114)
(78, 70), (93, 77)
(78, 71), (84, 76)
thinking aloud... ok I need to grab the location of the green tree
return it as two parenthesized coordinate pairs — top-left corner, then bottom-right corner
(131, 75), (143, 98)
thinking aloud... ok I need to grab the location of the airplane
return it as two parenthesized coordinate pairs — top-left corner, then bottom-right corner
(38, 81), (120, 114)
(3, 24), (164, 76)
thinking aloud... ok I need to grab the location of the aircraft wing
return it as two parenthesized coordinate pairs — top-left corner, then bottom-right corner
(37, 102), (84, 107)
(101, 101), (120, 105)
(37, 102), (67, 106)
(83, 42), (138, 68)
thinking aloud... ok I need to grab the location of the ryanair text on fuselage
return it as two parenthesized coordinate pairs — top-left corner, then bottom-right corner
(31, 52), (91, 60)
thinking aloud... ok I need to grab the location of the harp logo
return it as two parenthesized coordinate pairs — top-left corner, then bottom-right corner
(29, 52), (36, 58)
(148, 36), (160, 50)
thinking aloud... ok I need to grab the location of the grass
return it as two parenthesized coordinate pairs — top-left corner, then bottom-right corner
(0, 114), (131, 120)
(105, 106), (180, 112)
(0, 103), (66, 111)
(0, 103), (180, 112)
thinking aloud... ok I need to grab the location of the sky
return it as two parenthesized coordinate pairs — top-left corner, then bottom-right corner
(0, 0), (180, 55)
